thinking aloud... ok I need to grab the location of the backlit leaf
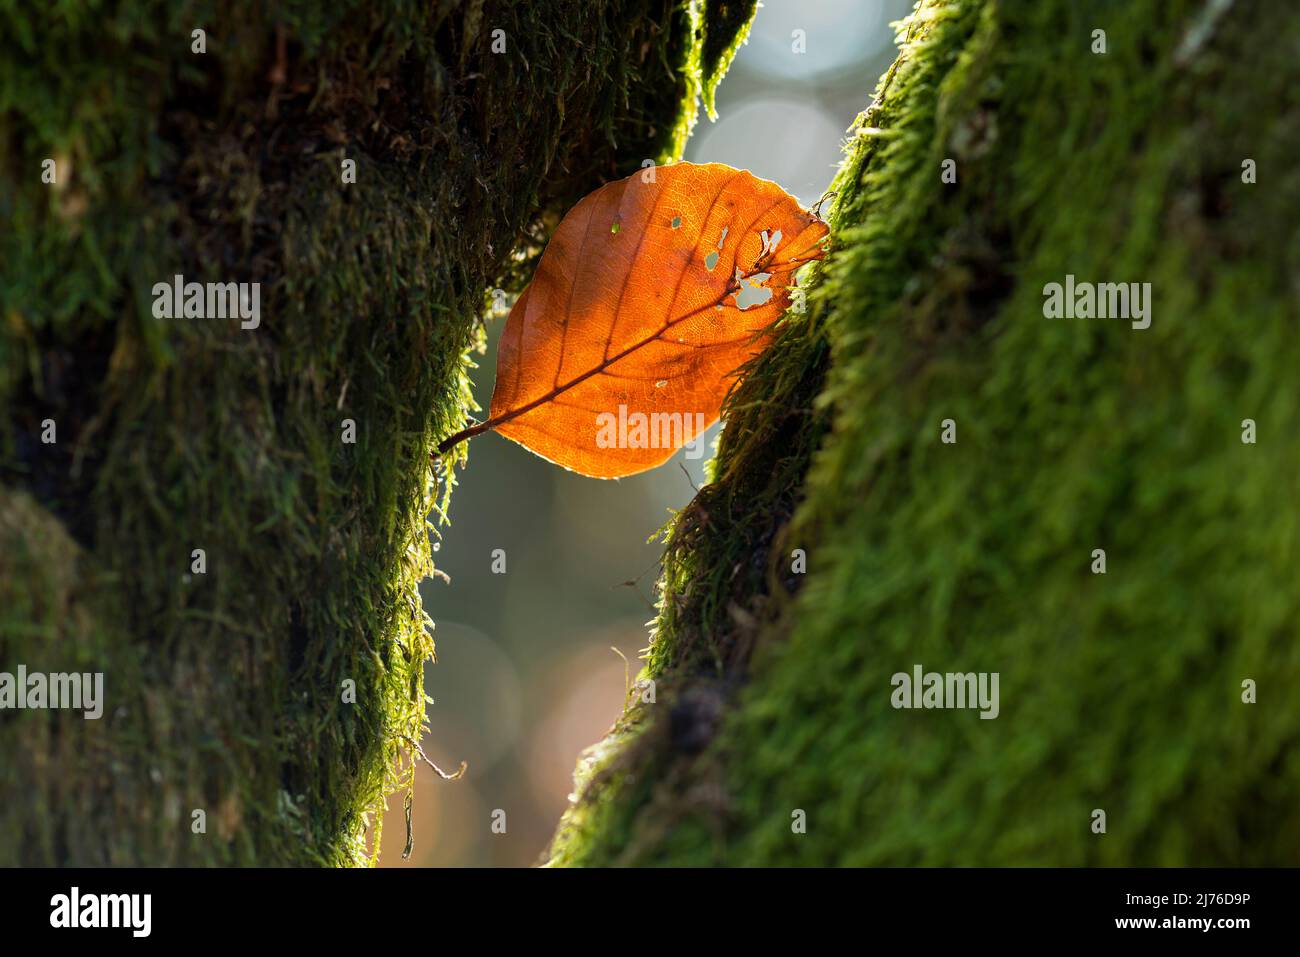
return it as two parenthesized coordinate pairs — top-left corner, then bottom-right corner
(440, 162), (829, 478)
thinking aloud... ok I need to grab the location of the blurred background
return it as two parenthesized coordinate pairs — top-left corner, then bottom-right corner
(380, 0), (913, 867)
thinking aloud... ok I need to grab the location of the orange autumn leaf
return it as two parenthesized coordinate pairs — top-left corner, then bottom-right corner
(440, 162), (829, 478)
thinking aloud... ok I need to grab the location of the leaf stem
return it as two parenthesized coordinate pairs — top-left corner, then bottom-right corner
(437, 420), (492, 454)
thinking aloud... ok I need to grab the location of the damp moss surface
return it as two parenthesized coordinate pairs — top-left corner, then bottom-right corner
(547, 0), (1300, 866)
(0, 0), (758, 866)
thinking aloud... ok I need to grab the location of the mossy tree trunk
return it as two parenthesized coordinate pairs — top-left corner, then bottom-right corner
(0, 0), (755, 866)
(548, 0), (1300, 866)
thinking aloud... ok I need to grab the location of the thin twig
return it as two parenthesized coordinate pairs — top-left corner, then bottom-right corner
(399, 734), (466, 781)
(610, 646), (631, 714)
(678, 460), (701, 494)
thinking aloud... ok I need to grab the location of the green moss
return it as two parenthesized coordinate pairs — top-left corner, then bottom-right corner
(697, 0), (759, 120)
(549, 0), (1300, 866)
(0, 0), (752, 866)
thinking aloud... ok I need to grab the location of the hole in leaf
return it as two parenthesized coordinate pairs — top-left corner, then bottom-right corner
(704, 251), (720, 271)
(671, 216), (682, 229)
(735, 272), (773, 310)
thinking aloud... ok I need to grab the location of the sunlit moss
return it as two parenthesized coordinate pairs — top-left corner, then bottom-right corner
(0, 0), (754, 866)
(549, 0), (1300, 866)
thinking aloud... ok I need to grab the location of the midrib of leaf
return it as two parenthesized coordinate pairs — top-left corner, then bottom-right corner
(601, 169), (742, 363)
(437, 190), (823, 456)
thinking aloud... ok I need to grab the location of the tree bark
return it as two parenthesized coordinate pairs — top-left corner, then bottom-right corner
(0, 0), (753, 866)
(547, 0), (1300, 866)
